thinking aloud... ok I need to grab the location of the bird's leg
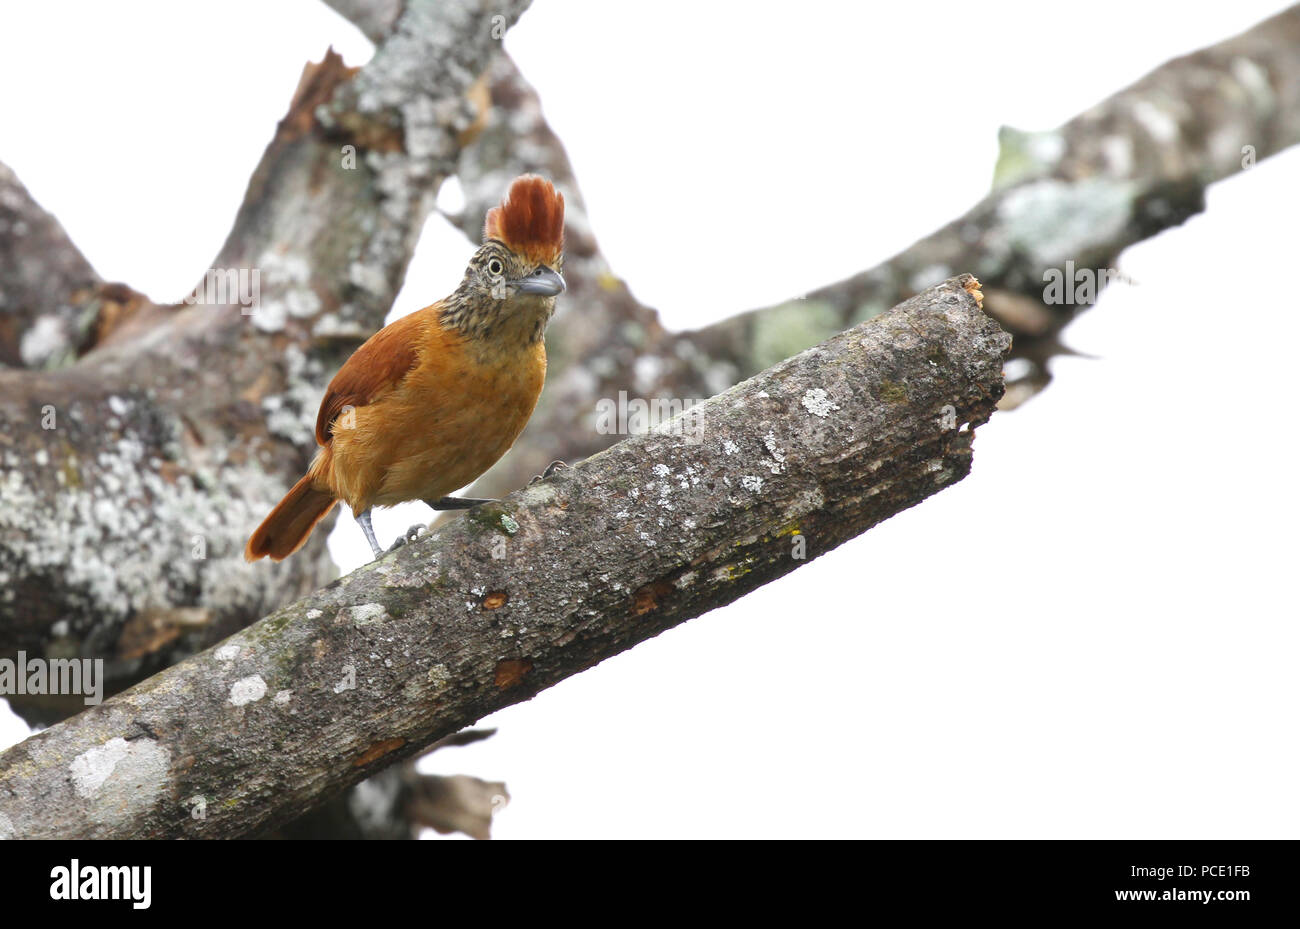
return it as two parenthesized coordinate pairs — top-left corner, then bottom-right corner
(424, 496), (496, 510)
(529, 460), (569, 485)
(355, 508), (384, 559)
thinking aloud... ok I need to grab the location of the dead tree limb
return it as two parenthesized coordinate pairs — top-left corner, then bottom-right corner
(0, 277), (1008, 839)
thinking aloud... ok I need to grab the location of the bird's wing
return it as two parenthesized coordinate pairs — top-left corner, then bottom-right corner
(314, 309), (429, 445)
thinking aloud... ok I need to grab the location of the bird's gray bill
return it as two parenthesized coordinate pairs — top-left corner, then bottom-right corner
(513, 267), (566, 297)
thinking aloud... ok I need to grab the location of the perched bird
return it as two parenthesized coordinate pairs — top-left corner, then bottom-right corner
(245, 174), (565, 562)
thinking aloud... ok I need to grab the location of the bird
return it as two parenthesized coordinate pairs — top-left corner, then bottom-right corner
(245, 174), (565, 562)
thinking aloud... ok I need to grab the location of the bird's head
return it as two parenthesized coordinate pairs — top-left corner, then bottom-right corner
(446, 175), (566, 345)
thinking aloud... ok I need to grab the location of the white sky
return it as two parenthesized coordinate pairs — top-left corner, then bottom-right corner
(1, 1), (1297, 838)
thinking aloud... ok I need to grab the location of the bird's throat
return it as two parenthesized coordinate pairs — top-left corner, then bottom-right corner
(440, 292), (553, 356)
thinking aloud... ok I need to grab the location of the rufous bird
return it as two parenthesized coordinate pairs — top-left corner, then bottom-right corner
(245, 174), (565, 562)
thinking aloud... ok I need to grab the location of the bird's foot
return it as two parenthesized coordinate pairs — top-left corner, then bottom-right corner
(356, 509), (384, 560)
(529, 460), (569, 485)
(387, 524), (427, 553)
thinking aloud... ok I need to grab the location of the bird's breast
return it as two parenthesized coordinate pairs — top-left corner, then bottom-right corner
(353, 332), (547, 507)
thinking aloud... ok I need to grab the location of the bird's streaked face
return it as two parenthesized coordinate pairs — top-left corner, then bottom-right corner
(472, 241), (565, 302)
(444, 241), (565, 344)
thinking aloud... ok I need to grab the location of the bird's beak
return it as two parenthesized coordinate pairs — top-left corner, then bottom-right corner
(512, 266), (566, 297)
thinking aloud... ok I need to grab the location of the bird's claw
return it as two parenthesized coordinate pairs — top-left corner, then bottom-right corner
(387, 524), (427, 553)
(530, 460), (569, 485)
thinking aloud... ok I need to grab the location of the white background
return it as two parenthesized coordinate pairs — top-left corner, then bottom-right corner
(2, 1), (1297, 838)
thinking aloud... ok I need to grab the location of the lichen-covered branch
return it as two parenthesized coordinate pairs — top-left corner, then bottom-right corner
(0, 0), (532, 715)
(692, 4), (1300, 407)
(0, 277), (1009, 839)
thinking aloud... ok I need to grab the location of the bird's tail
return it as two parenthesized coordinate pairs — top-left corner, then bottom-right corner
(245, 473), (337, 562)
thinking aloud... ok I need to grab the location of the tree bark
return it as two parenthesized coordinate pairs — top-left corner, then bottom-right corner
(0, 276), (1008, 839)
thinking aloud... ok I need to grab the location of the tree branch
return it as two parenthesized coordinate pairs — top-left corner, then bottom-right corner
(691, 3), (1300, 406)
(0, 276), (1008, 839)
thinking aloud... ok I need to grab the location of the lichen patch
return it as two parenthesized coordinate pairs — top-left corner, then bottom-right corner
(801, 388), (840, 418)
(229, 675), (267, 706)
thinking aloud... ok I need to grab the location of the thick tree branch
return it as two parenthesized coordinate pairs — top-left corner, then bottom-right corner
(0, 277), (1008, 839)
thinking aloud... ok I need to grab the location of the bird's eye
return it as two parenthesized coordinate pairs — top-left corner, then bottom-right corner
(487, 258), (504, 276)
